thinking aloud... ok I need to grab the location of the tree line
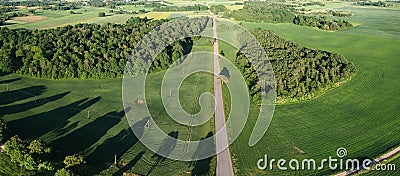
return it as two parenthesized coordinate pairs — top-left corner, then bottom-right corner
(354, 1), (390, 7)
(223, 3), (295, 23)
(0, 6), (27, 25)
(224, 2), (353, 30)
(210, 4), (227, 15)
(296, 9), (354, 17)
(293, 15), (353, 30)
(235, 29), (356, 102)
(0, 17), (199, 79)
(153, 4), (208, 12)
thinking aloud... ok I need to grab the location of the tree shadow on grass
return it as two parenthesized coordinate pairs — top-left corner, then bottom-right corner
(190, 132), (215, 176)
(51, 121), (79, 138)
(113, 151), (145, 176)
(7, 97), (101, 140)
(0, 77), (21, 84)
(86, 115), (148, 172)
(0, 85), (46, 106)
(0, 91), (70, 117)
(220, 67), (230, 79)
(86, 128), (136, 172)
(146, 131), (179, 176)
(51, 109), (125, 160)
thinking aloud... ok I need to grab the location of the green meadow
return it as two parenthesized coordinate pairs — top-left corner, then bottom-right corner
(227, 6), (400, 175)
(0, 2), (399, 175)
(0, 38), (217, 175)
(0, 71), (216, 175)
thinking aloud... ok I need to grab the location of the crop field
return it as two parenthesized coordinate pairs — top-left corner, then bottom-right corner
(139, 12), (174, 20)
(0, 1), (399, 175)
(0, 71), (216, 175)
(226, 5), (244, 11)
(225, 6), (400, 175)
(116, 5), (154, 12)
(293, 2), (400, 38)
(167, 0), (242, 6)
(3, 6), (148, 29)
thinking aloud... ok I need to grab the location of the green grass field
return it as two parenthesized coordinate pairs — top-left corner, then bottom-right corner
(3, 6), (153, 29)
(227, 6), (400, 175)
(166, 0), (243, 7)
(2, 5), (210, 29)
(0, 2), (399, 175)
(0, 38), (217, 175)
(0, 72), (216, 175)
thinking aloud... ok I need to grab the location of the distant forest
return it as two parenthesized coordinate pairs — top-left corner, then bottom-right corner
(0, 6), (27, 25)
(224, 2), (353, 30)
(153, 4), (208, 12)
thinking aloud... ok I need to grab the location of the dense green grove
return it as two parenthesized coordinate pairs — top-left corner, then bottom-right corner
(153, 4), (208, 12)
(224, 3), (295, 23)
(4, 136), (53, 172)
(0, 0), (47, 7)
(355, 0), (390, 7)
(210, 4), (227, 15)
(301, 1), (326, 6)
(236, 30), (355, 102)
(224, 2), (353, 30)
(0, 17), (195, 79)
(293, 15), (353, 30)
(42, 3), (80, 11)
(125, 17), (210, 75)
(108, 9), (148, 15)
(0, 0), (80, 10)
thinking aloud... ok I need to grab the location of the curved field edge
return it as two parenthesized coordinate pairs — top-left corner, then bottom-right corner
(275, 73), (356, 105)
(228, 22), (400, 175)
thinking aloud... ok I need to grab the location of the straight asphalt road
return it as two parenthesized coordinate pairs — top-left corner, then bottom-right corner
(212, 15), (234, 176)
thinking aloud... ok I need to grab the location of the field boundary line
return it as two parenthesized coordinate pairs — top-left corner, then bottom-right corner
(334, 145), (400, 176)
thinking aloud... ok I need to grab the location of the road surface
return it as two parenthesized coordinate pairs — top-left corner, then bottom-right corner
(212, 15), (234, 176)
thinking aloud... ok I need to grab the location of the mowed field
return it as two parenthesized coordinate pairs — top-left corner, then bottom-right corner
(227, 6), (400, 175)
(0, 39), (217, 175)
(0, 73), (216, 175)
